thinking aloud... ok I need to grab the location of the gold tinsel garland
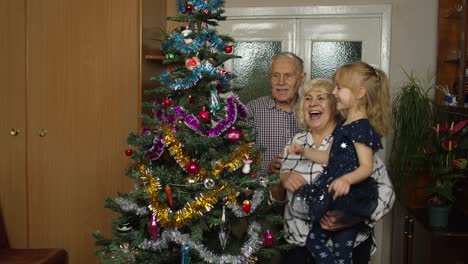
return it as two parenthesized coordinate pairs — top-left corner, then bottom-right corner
(212, 142), (255, 177)
(161, 126), (208, 181)
(161, 125), (255, 180)
(138, 126), (257, 228)
(139, 164), (238, 228)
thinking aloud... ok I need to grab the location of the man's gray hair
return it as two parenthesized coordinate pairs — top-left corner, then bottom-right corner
(270, 52), (304, 74)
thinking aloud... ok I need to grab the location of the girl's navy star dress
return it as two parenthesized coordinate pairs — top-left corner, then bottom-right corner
(294, 118), (380, 224)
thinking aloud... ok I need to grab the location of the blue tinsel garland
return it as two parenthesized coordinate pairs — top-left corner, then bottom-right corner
(159, 64), (229, 91)
(177, 0), (225, 13)
(161, 29), (226, 54)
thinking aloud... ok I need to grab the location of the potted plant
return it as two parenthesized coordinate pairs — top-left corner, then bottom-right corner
(424, 119), (468, 227)
(389, 70), (436, 207)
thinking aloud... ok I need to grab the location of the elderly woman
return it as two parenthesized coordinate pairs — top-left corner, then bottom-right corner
(271, 78), (394, 264)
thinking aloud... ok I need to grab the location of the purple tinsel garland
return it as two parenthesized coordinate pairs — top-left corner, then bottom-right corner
(145, 96), (247, 160)
(174, 96), (238, 137)
(145, 135), (165, 161)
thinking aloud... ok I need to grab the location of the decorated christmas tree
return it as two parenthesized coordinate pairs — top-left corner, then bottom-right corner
(93, 0), (285, 263)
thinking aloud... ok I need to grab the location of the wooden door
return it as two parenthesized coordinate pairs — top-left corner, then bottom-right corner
(0, 0), (28, 248)
(26, 0), (140, 263)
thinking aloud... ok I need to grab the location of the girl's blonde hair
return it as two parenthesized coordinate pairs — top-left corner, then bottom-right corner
(333, 61), (390, 137)
(296, 78), (340, 130)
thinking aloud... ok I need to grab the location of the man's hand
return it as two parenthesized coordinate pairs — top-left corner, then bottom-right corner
(268, 153), (284, 175)
(271, 182), (286, 202)
(279, 171), (307, 193)
(319, 210), (361, 231)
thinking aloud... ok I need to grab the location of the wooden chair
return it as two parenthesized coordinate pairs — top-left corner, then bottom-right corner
(0, 208), (67, 264)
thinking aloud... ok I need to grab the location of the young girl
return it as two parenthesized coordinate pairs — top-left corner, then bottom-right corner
(288, 61), (390, 264)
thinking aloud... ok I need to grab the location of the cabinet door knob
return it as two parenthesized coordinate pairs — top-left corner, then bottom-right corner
(10, 129), (19, 136)
(38, 128), (47, 137)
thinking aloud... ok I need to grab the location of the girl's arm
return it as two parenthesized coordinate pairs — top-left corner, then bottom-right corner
(328, 142), (373, 199)
(287, 143), (330, 164)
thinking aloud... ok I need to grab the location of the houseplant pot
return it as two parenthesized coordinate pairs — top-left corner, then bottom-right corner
(388, 70), (436, 207)
(427, 205), (451, 228)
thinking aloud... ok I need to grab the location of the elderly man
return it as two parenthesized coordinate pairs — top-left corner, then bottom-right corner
(246, 52), (306, 177)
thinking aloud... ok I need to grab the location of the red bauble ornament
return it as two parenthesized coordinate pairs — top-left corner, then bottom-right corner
(198, 107), (210, 123)
(203, 9), (210, 15)
(241, 200), (251, 213)
(163, 98), (172, 107)
(226, 127), (242, 142)
(264, 230), (274, 247)
(186, 161), (200, 175)
(224, 45), (233, 53)
(148, 214), (160, 240)
(125, 149), (133, 156)
(185, 3), (193, 11)
(218, 68), (228, 76)
(185, 57), (200, 70)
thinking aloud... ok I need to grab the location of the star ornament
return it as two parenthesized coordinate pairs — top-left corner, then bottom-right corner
(340, 142), (347, 149)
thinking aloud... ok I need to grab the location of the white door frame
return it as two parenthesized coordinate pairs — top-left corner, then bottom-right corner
(223, 5), (393, 264)
(224, 5), (392, 75)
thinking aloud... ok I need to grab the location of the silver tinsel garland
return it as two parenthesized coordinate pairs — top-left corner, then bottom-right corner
(138, 222), (262, 263)
(116, 177), (270, 262)
(227, 189), (264, 217)
(115, 197), (149, 216)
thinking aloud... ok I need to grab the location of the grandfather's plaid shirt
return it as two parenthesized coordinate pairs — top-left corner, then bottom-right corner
(246, 96), (301, 177)
(280, 131), (395, 249)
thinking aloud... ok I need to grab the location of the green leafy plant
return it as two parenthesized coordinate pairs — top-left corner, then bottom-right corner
(425, 120), (468, 207)
(389, 69), (436, 204)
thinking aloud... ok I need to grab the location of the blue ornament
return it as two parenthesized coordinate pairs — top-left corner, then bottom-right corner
(181, 244), (190, 264)
(209, 89), (221, 114)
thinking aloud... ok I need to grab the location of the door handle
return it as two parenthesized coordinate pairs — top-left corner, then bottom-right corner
(10, 129), (19, 136)
(38, 128), (47, 137)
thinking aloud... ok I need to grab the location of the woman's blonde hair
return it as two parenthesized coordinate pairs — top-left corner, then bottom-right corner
(333, 61), (390, 137)
(296, 78), (339, 130)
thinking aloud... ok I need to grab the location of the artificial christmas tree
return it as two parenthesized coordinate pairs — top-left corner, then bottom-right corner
(93, 0), (286, 263)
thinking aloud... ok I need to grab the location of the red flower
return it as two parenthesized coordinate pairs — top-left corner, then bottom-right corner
(441, 140), (458, 151)
(424, 146), (436, 154)
(451, 158), (468, 169)
(449, 120), (468, 134)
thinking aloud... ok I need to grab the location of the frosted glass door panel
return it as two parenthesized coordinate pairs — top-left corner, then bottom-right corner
(299, 17), (381, 79)
(311, 41), (362, 79)
(217, 19), (295, 104)
(232, 42), (281, 103)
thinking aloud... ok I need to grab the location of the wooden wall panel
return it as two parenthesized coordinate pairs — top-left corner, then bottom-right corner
(26, 0), (140, 263)
(0, 0), (28, 248)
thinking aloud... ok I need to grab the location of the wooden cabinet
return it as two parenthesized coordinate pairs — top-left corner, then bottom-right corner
(403, 208), (468, 264)
(436, 0), (468, 106)
(0, 0), (28, 248)
(0, 0), (141, 263)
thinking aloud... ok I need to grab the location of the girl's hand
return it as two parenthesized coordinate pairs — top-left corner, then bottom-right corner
(328, 176), (351, 200)
(287, 144), (303, 155)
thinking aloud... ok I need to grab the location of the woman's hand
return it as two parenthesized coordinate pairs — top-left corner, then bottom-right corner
(286, 144), (304, 155)
(279, 171), (307, 193)
(319, 210), (360, 231)
(328, 176), (351, 200)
